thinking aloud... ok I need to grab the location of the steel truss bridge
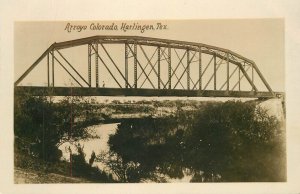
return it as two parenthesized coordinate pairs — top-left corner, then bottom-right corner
(15, 36), (280, 98)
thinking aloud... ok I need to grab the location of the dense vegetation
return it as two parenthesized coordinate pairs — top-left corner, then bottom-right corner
(14, 93), (285, 183)
(99, 101), (286, 182)
(14, 93), (114, 182)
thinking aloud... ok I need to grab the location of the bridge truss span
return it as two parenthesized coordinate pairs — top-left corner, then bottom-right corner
(15, 36), (277, 98)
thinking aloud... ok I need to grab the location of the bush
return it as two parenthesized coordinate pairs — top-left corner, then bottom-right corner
(70, 144), (114, 182)
(14, 94), (97, 162)
(184, 101), (285, 181)
(104, 100), (286, 182)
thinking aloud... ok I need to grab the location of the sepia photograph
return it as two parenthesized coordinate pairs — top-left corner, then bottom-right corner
(13, 20), (286, 183)
(2, 1), (300, 194)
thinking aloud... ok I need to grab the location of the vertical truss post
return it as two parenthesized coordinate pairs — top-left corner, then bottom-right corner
(88, 44), (91, 87)
(47, 52), (49, 87)
(240, 62), (244, 91)
(168, 47), (171, 89)
(125, 43), (129, 88)
(226, 52), (229, 91)
(214, 53), (216, 90)
(252, 63), (254, 91)
(238, 67), (241, 91)
(134, 43), (137, 88)
(95, 43), (99, 88)
(187, 49), (190, 90)
(158, 46), (161, 89)
(52, 50), (54, 87)
(199, 47), (202, 91)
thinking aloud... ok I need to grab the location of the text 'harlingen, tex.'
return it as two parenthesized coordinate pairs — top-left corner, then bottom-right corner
(64, 22), (168, 33)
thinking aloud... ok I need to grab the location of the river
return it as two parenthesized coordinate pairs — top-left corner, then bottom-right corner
(59, 120), (193, 182)
(57, 99), (285, 182)
(59, 123), (118, 171)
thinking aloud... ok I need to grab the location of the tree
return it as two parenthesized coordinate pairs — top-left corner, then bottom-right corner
(97, 150), (142, 182)
(100, 118), (185, 182)
(103, 100), (285, 182)
(184, 101), (285, 181)
(14, 92), (98, 162)
(70, 144), (114, 182)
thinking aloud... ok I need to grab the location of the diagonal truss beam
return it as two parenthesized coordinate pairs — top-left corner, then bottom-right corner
(166, 58), (185, 88)
(232, 65), (251, 90)
(202, 55), (224, 91)
(51, 52), (83, 87)
(160, 47), (186, 89)
(14, 36), (274, 95)
(91, 44), (122, 88)
(192, 55), (214, 90)
(238, 63), (257, 91)
(14, 44), (55, 86)
(56, 50), (89, 86)
(252, 62), (273, 93)
(127, 44), (156, 89)
(173, 50), (197, 89)
(139, 45), (165, 88)
(219, 65), (239, 90)
(137, 45), (158, 80)
(163, 49), (187, 89)
(173, 49), (189, 89)
(100, 44), (132, 88)
(139, 45), (164, 87)
(187, 50), (198, 88)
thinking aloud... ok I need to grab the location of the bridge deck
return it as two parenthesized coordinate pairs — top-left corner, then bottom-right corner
(15, 86), (279, 98)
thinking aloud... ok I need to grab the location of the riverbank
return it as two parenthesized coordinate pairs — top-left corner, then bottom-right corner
(14, 98), (286, 183)
(15, 167), (91, 183)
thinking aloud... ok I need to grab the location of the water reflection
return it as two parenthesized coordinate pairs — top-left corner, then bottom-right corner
(59, 123), (118, 171)
(98, 117), (195, 182)
(60, 118), (194, 182)
(60, 100), (285, 183)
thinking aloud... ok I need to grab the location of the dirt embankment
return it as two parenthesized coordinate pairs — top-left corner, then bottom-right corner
(15, 167), (91, 183)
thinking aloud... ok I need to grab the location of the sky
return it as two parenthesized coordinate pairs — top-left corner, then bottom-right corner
(14, 19), (284, 92)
